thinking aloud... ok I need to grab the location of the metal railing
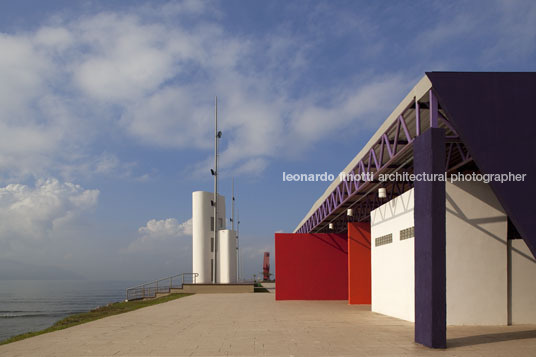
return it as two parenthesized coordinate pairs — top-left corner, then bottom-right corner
(126, 273), (198, 301)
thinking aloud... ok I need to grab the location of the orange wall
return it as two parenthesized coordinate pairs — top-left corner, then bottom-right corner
(348, 222), (371, 304)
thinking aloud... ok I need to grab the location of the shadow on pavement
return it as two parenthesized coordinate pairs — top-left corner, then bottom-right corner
(448, 330), (536, 347)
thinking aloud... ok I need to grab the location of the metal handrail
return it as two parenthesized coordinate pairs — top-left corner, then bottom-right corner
(126, 273), (198, 301)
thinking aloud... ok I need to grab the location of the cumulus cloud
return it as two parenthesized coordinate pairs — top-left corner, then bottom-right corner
(0, 2), (414, 182)
(2, 0), (531, 184)
(139, 217), (193, 237)
(126, 217), (192, 252)
(0, 178), (99, 248)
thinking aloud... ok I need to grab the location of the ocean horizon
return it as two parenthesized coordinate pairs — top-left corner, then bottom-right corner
(0, 279), (143, 342)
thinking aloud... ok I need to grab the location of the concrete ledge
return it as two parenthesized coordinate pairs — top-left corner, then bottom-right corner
(181, 284), (254, 294)
(140, 284), (254, 299)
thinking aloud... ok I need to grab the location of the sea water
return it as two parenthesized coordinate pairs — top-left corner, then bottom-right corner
(0, 280), (142, 341)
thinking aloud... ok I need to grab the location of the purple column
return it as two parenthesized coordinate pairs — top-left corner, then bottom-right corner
(414, 127), (446, 348)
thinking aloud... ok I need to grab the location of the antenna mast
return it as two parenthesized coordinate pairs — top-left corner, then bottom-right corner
(231, 178), (235, 231)
(237, 206), (240, 281)
(213, 96), (219, 284)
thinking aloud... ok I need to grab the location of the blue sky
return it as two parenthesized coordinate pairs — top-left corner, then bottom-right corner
(0, 0), (535, 281)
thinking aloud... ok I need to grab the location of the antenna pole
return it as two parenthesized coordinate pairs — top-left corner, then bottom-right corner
(237, 206), (240, 281)
(213, 96), (218, 284)
(231, 178), (235, 231)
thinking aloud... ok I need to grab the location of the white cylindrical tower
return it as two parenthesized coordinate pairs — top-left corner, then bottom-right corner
(192, 191), (226, 283)
(218, 229), (237, 284)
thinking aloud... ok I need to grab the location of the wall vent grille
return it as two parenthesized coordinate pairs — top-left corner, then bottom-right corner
(375, 234), (393, 247)
(400, 226), (415, 241)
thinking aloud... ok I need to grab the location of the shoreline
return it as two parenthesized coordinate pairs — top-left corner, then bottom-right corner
(0, 293), (192, 346)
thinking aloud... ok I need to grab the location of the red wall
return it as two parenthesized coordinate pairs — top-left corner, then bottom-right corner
(347, 222), (371, 304)
(275, 233), (348, 300)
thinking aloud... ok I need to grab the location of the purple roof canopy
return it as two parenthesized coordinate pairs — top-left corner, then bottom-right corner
(427, 72), (536, 257)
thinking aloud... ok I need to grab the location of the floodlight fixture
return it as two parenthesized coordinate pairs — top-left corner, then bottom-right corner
(378, 187), (387, 198)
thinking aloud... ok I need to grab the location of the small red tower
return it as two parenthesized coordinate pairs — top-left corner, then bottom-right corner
(263, 252), (270, 281)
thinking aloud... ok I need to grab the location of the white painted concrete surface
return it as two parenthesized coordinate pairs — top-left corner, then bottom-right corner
(218, 229), (237, 283)
(446, 181), (507, 325)
(371, 189), (415, 322)
(512, 239), (536, 324)
(370, 181), (534, 325)
(192, 191), (226, 283)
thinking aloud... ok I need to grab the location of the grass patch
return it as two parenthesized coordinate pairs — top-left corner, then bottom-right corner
(0, 293), (193, 346)
(254, 287), (269, 293)
(254, 282), (270, 293)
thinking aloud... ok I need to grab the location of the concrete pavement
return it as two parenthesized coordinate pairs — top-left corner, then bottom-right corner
(1, 293), (535, 356)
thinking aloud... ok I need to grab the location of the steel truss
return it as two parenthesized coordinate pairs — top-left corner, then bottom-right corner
(297, 90), (473, 234)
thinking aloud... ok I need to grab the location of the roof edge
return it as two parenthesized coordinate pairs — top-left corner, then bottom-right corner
(293, 74), (432, 233)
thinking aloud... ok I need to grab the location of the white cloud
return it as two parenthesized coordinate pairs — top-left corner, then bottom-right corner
(0, 3), (415, 182)
(57, 152), (139, 181)
(0, 178), (99, 246)
(8, 1), (531, 184)
(126, 217), (192, 252)
(34, 26), (74, 49)
(120, 86), (212, 149)
(0, 30), (94, 181)
(414, 0), (536, 65)
(139, 217), (193, 237)
(288, 74), (411, 151)
(72, 13), (188, 103)
(0, 34), (59, 176)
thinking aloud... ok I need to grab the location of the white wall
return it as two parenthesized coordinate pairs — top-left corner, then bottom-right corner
(370, 181), (535, 325)
(445, 181), (507, 325)
(511, 239), (536, 324)
(218, 229), (237, 284)
(371, 189), (415, 322)
(192, 191), (226, 283)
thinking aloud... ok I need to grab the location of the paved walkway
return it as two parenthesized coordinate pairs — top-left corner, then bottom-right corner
(1, 293), (535, 356)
